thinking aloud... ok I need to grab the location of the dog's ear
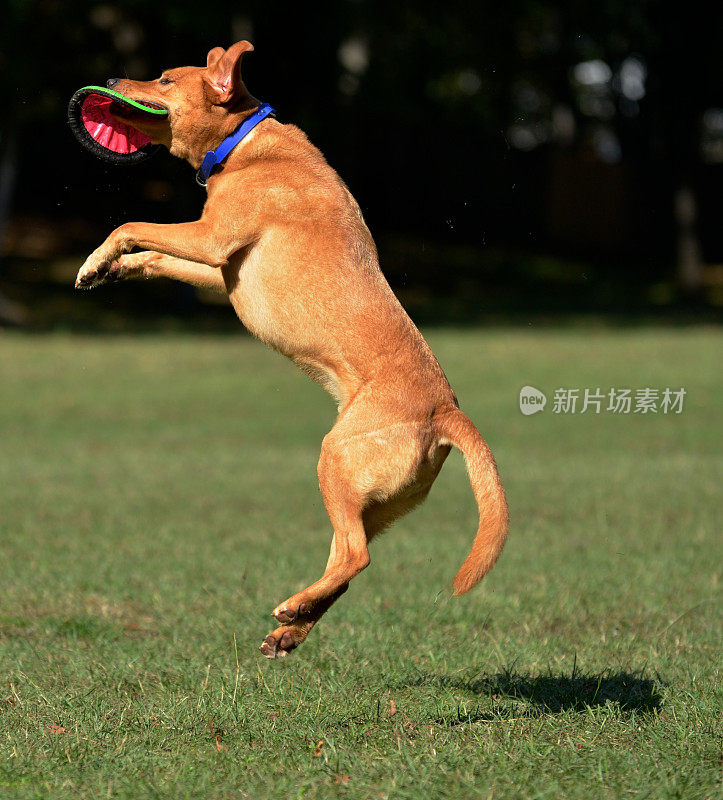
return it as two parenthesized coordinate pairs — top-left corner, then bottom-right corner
(206, 47), (226, 68)
(204, 41), (254, 105)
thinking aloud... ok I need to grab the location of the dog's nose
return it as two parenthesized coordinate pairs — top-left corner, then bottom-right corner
(106, 78), (120, 89)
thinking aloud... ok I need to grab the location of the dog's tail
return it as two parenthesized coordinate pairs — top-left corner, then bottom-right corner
(437, 407), (509, 595)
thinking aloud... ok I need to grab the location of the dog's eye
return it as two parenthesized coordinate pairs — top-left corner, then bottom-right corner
(158, 77), (173, 85)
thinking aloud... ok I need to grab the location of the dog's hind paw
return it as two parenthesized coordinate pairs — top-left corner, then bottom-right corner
(272, 600), (310, 624)
(259, 628), (298, 659)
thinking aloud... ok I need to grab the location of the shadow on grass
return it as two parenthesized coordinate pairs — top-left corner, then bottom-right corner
(397, 666), (665, 723)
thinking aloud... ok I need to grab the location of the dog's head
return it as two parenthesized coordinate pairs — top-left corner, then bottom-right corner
(108, 41), (258, 166)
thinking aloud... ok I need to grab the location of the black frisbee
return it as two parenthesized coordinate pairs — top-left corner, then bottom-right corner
(68, 85), (168, 165)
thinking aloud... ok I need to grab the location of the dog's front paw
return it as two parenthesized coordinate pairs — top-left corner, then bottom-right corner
(75, 249), (114, 289)
(105, 253), (148, 283)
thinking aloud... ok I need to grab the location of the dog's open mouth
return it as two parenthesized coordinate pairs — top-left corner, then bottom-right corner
(82, 94), (167, 154)
(109, 98), (168, 119)
(68, 86), (169, 163)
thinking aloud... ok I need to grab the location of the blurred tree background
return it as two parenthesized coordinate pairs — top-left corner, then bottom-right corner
(1, 0), (722, 329)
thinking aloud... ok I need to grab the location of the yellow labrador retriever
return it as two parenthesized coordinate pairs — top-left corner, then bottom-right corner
(75, 41), (508, 658)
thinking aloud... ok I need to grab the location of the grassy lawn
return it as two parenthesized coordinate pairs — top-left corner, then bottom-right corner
(0, 326), (720, 799)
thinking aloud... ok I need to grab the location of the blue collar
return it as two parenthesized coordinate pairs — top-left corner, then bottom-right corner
(196, 102), (275, 187)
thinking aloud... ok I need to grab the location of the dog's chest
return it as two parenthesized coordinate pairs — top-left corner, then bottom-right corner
(223, 251), (272, 335)
(222, 241), (301, 354)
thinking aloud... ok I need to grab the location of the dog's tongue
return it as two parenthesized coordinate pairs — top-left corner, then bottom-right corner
(80, 93), (151, 154)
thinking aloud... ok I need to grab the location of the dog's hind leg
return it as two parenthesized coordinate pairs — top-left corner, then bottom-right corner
(259, 417), (448, 658)
(271, 428), (378, 619)
(260, 435), (371, 658)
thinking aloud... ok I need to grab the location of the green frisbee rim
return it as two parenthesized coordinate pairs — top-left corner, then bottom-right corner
(77, 86), (170, 116)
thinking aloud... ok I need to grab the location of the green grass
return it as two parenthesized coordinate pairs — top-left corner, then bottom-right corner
(0, 327), (720, 799)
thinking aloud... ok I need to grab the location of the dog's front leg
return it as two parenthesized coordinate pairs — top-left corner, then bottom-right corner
(75, 221), (245, 289)
(105, 251), (229, 294)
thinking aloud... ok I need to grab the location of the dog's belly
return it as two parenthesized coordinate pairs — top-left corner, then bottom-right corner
(222, 233), (455, 409)
(222, 243), (354, 401)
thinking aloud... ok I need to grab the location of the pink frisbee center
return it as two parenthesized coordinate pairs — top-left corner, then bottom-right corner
(81, 94), (151, 154)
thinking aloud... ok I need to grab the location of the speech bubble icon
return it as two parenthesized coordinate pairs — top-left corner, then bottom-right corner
(519, 385), (547, 415)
